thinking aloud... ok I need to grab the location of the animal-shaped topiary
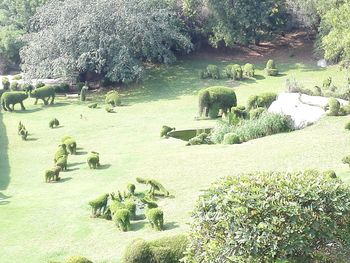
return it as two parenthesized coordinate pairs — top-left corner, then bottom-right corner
(136, 177), (169, 197)
(342, 155), (350, 168)
(141, 197), (158, 209)
(54, 144), (69, 163)
(80, 85), (88, 101)
(243, 63), (255, 77)
(127, 184), (136, 195)
(88, 193), (109, 217)
(49, 118), (60, 128)
(1, 77), (10, 90)
(56, 155), (68, 171)
(198, 86), (237, 118)
(87, 151), (100, 169)
(265, 59), (278, 76)
(186, 133), (211, 146)
(45, 166), (61, 183)
(114, 209), (131, 231)
(124, 199), (137, 220)
(30, 86), (55, 105)
(61, 136), (77, 154)
(105, 90), (121, 106)
(1, 91), (28, 111)
(146, 207), (164, 231)
(160, 125), (175, 138)
(88, 103), (97, 108)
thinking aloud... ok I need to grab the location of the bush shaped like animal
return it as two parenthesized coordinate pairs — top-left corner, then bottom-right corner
(186, 132), (211, 146)
(243, 63), (255, 77)
(18, 121), (24, 134)
(247, 92), (277, 110)
(80, 86), (88, 101)
(114, 209), (131, 231)
(1, 77), (10, 90)
(146, 208), (164, 231)
(225, 64), (242, 80)
(105, 90), (121, 106)
(127, 184), (136, 195)
(327, 98), (340, 116)
(54, 144), (69, 162)
(249, 107), (266, 119)
(45, 166), (61, 182)
(323, 77), (332, 89)
(342, 155), (350, 167)
(198, 86), (237, 118)
(30, 86), (55, 105)
(1, 91), (28, 111)
(160, 125), (175, 138)
(231, 105), (248, 119)
(265, 59), (278, 76)
(10, 81), (20, 91)
(88, 103), (97, 108)
(200, 65), (220, 79)
(62, 136), (77, 154)
(109, 200), (126, 216)
(49, 118), (60, 128)
(223, 133), (240, 145)
(125, 199), (137, 220)
(87, 152), (100, 169)
(136, 177), (169, 197)
(323, 170), (337, 179)
(56, 155), (68, 171)
(89, 193), (109, 217)
(65, 256), (93, 263)
(141, 198), (158, 209)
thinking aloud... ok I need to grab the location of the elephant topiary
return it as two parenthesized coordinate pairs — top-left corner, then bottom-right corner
(105, 90), (121, 106)
(198, 86), (237, 118)
(146, 207), (164, 231)
(45, 166), (61, 182)
(49, 118), (60, 128)
(62, 136), (77, 154)
(1, 91), (28, 111)
(56, 155), (68, 171)
(87, 151), (100, 169)
(54, 144), (69, 163)
(88, 193), (109, 217)
(114, 208), (131, 231)
(30, 86), (55, 105)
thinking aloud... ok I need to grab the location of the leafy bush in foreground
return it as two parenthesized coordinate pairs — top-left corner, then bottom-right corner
(185, 170), (350, 263)
(211, 112), (293, 144)
(65, 256), (93, 263)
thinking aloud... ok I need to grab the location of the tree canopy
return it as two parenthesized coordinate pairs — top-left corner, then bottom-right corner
(20, 0), (192, 83)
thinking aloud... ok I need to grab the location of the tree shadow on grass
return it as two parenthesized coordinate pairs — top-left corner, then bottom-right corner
(164, 221), (179, 230)
(131, 221), (147, 231)
(55, 177), (72, 183)
(14, 108), (42, 114)
(26, 137), (39, 141)
(98, 164), (111, 170)
(69, 162), (85, 167)
(75, 151), (88, 156)
(0, 113), (10, 191)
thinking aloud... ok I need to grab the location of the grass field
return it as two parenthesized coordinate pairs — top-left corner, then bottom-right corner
(1, 55), (350, 262)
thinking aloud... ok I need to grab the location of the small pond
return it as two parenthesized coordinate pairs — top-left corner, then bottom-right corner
(167, 128), (213, 141)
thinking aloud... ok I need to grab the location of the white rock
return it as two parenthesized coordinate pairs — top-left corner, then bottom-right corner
(317, 59), (327, 68)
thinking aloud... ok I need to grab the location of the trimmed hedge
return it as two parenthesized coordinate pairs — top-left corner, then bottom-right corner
(185, 170), (350, 262)
(65, 256), (93, 263)
(1, 77), (10, 90)
(327, 98), (340, 116)
(200, 65), (220, 79)
(247, 92), (277, 110)
(243, 63), (255, 77)
(265, 59), (278, 76)
(225, 64), (242, 80)
(222, 133), (240, 145)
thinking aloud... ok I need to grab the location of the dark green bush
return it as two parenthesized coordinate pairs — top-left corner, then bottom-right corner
(87, 151), (100, 169)
(55, 155), (67, 171)
(80, 85), (88, 101)
(327, 98), (340, 116)
(345, 121), (350, 130)
(247, 92), (277, 110)
(10, 81), (19, 91)
(186, 133), (212, 146)
(243, 63), (255, 77)
(265, 59), (278, 76)
(225, 64), (242, 80)
(76, 82), (85, 92)
(222, 133), (240, 145)
(2, 77), (10, 90)
(88, 193), (109, 217)
(1, 91), (28, 111)
(136, 177), (169, 197)
(49, 118), (60, 128)
(65, 256), (93, 263)
(31, 86), (55, 105)
(22, 83), (34, 93)
(201, 65), (220, 79)
(231, 105), (248, 119)
(53, 83), (70, 93)
(122, 239), (154, 263)
(54, 144), (68, 163)
(198, 86), (237, 118)
(114, 208), (131, 231)
(342, 155), (350, 167)
(146, 208), (164, 231)
(185, 170), (350, 263)
(62, 136), (77, 154)
(249, 107), (266, 119)
(125, 199), (137, 219)
(127, 184), (136, 195)
(323, 77), (332, 89)
(105, 90), (121, 106)
(323, 170), (337, 179)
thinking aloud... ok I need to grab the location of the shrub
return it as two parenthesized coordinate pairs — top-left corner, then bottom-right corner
(247, 92), (277, 110)
(49, 118), (60, 128)
(12, 74), (22, 80)
(87, 151), (100, 169)
(146, 208), (164, 231)
(114, 208), (131, 231)
(53, 83), (70, 93)
(65, 256), (93, 263)
(222, 133), (240, 145)
(345, 121), (350, 130)
(323, 170), (337, 179)
(230, 105), (248, 119)
(185, 170), (350, 263)
(2, 77), (10, 90)
(31, 86), (55, 105)
(127, 184), (136, 195)
(80, 85), (88, 101)
(327, 98), (340, 116)
(243, 63), (254, 77)
(1, 91), (28, 111)
(208, 103), (220, 119)
(10, 81), (19, 91)
(76, 82), (85, 92)
(105, 90), (121, 106)
(249, 107), (266, 119)
(122, 239), (154, 263)
(186, 133), (212, 146)
(88, 193), (109, 217)
(88, 103), (97, 108)
(225, 64), (242, 80)
(125, 199), (137, 219)
(200, 64), (220, 79)
(160, 125), (175, 137)
(323, 77), (332, 89)
(198, 86), (237, 118)
(265, 59), (278, 76)
(22, 83), (34, 93)
(342, 155), (350, 167)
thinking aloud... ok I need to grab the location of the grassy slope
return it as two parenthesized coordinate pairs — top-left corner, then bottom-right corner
(1, 57), (350, 263)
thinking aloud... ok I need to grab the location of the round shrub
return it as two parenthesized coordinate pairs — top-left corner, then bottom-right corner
(65, 256), (93, 263)
(149, 235), (188, 263)
(323, 77), (332, 89)
(186, 170), (350, 263)
(265, 59), (278, 76)
(327, 98), (340, 116)
(206, 65), (220, 79)
(2, 77), (10, 90)
(247, 92), (277, 110)
(323, 170), (337, 179)
(243, 63), (255, 77)
(345, 121), (350, 130)
(222, 133), (240, 145)
(231, 105), (247, 119)
(122, 239), (155, 263)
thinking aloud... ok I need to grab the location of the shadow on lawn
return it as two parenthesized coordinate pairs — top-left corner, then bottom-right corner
(0, 112), (10, 193)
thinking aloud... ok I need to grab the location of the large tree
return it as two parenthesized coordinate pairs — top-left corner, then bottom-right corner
(204, 0), (287, 46)
(20, 0), (192, 83)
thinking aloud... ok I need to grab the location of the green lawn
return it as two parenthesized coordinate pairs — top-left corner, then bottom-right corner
(1, 56), (350, 263)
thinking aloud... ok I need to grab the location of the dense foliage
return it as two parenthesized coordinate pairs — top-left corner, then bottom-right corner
(20, 0), (192, 83)
(185, 170), (350, 262)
